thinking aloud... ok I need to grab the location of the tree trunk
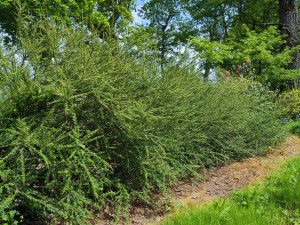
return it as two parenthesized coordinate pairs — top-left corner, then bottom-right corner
(279, 0), (300, 69)
(203, 60), (211, 80)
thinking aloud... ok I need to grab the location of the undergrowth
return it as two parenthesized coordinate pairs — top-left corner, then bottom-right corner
(0, 20), (285, 224)
(162, 156), (300, 225)
(286, 120), (300, 137)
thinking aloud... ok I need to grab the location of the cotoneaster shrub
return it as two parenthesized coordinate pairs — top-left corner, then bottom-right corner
(0, 20), (285, 224)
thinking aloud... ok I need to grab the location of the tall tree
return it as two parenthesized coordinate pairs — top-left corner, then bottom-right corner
(139, 0), (184, 70)
(0, 0), (134, 40)
(232, 0), (278, 30)
(279, 0), (300, 69)
(183, 0), (235, 78)
(184, 0), (235, 41)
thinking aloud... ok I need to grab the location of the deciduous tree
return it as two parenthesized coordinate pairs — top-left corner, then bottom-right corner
(0, 0), (134, 40)
(139, 0), (184, 70)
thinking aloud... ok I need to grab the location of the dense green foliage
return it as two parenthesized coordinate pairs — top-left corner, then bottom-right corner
(285, 120), (300, 137)
(0, 21), (285, 224)
(131, 1), (299, 87)
(190, 25), (298, 87)
(162, 156), (300, 225)
(0, 0), (133, 41)
(1, 0), (299, 86)
(278, 89), (300, 120)
(0, 0), (298, 224)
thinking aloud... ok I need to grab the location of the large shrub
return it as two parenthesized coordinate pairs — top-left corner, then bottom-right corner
(0, 21), (285, 224)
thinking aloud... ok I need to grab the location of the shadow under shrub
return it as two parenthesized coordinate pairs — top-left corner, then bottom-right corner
(0, 21), (285, 224)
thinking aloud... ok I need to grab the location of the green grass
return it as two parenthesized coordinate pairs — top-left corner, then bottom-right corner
(161, 199), (285, 225)
(162, 156), (300, 225)
(286, 120), (300, 137)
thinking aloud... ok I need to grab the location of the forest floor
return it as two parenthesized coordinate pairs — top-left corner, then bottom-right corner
(95, 135), (300, 225)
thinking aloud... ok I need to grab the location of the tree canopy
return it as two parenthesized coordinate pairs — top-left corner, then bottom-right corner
(0, 0), (134, 40)
(0, 0), (299, 86)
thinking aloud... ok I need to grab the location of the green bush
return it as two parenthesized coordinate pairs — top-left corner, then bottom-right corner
(0, 20), (285, 224)
(278, 89), (300, 120)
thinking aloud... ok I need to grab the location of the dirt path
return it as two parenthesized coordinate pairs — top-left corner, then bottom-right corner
(96, 136), (300, 225)
(171, 135), (300, 206)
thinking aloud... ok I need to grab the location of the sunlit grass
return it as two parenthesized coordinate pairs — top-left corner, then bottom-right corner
(162, 200), (284, 225)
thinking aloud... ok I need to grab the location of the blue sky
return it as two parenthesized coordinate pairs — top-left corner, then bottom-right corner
(132, 0), (149, 25)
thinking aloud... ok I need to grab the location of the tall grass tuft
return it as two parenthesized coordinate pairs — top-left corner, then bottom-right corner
(162, 199), (285, 225)
(0, 20), (285, 223)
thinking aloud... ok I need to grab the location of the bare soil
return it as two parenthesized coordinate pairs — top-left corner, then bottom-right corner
(95, 136), (300, 225)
